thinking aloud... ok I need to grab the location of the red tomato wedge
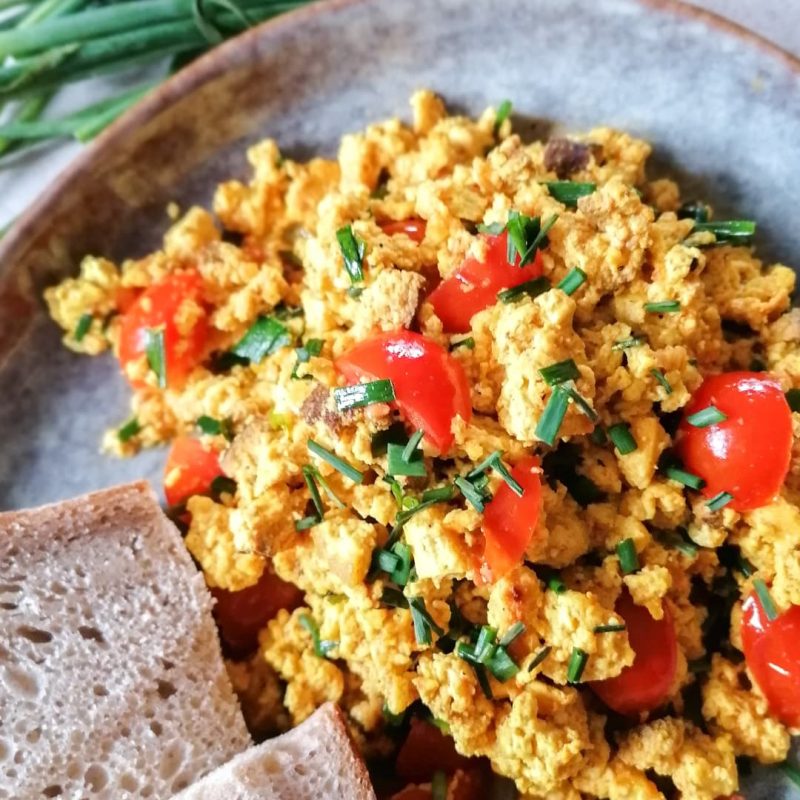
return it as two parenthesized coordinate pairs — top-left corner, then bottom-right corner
(163, 436), (224, 507)
(741, 591), (800, 728)
(481, 456), (543, 580)
(211, 567), (304, 655)
(389, 770), (489, 800)
(380, 218), (427, 244)
(677, 372), (792, 512)
(396, 719), (472, 783)
(336, 331), (471, 453)
(118, 270), (209, 389)
(427, 231), (544, 333)
(590, 591), (678, 715)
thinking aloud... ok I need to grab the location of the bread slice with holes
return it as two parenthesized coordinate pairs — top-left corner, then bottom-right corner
(0, 481), (251, 800)
(172, 703), (375, 800)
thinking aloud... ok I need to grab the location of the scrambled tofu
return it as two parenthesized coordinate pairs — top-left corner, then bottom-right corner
(45, 91), (800, 798)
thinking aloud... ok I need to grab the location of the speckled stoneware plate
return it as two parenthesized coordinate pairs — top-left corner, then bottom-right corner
(0, 0), (798, 793)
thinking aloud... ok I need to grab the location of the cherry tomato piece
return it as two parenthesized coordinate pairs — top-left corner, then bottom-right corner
(380, 218), (427, 244)
(427, 231), (544, 333)
(482, 456), (543, 580)
(396, 719), (472, 783)
(118, 270), (209, 389)
(336, 331), (471, 453)
(163, 436), (224, 507)
(741, 591), (800, 727)
(590, 591), (678, 715)
(677, 372), (792, 511)
(211, 567), (304, 656)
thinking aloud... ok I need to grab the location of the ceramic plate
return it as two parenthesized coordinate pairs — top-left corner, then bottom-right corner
(0, 0), (798, 793)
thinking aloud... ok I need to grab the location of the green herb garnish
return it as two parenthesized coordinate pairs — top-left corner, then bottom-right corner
(299, 613), (337, 659)
(612, 336), (645, 351)
(706, 491), (734, 511)
(677, 201), (710, 223)
(566, 647), (588, 683)
(505, 211), (558, 266)
(387, 442), (426, 477)
(336, 224), (365, 284)
(196, 415), (233, 440)
(393, 485), (455, 531)
(753, 578), (778, 621)
(476, 221), (505, 235)
(144, 327), (167, 387)
(693, 219), (756, 244)
(307, 439), (364, 484)
(370, 422), (407, 457)
(294, 515), (319, 531)
(466, 450), (524, 496)
(780, 761), (800, 788)
(650, 368), (672, 395)
(663, 465), (705, 491)
(535, 386), (569, 446)
(557, 267), (587, 296)
(528, 646), (551, 671)
(210, 475), (237, 500)
(450, 336), (475, 351)
(73, 312), (92, 342)
(333, 379), (395, 411)
(497, 276), (550, 304)
(431, 771), (448, 800)
(455, 475), (490, 512)
(498, 621), (526, 648)
(687, 405), (727, 428)
(494, 99), (512, 133)
(291, 338), (324, 380)
(117, 417), (141, 443)
(543, 181), (596, 207)
(564, 384), (598, 422)
(547, 575), (567, 594)
(608, 422), (637, 455)
(539, 358), (580, 386)
(409, 596), (444, 645)
(644, 300), (681, 314)
(594, 623), (626, 633)
(616, 538), (640, 574)
(231, 315), (291, 364)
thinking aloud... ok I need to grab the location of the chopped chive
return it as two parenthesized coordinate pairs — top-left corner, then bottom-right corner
(528, 646), (551, 671)
(370, 421), (407, 457)
(608, 422), (637, 455)
(547, 576), (567, 594)
(706, 491), (734, 512)
(557, 267), (587, 296)
(455, 641), (480, 665)
(466, 450), (524, 496)
(402, 429), (424, 462)
(497, 276), (550, 304)
(431, 771), (448, 800)
(498, 621), (526, 648)
(381, 587), (409, 608)
(485, 646), (519, 681)
(474, 664), (493, 698)
(307, 439), (364, 484)
(693, 219), (756, 244)
(658, 530), (699, 557)
(780, 761), (800, 788)
(393, 485), (455, 531)
(333, 378), (395, 411)
(543, 181), (597, 207)
(73, 312), (92, 342)
(617, 538), (640, 574)
(753, 578), (778, 622)
(494, 99), (512, 133)
(477, 221), (505, 235)
(117, 417), (141, 443)
(590, 425), (607, 445)
(566, 647), (588, 683)
(294, 515), (319, 531)
(387, 442), (426, 477)
(455, 475), (489, 512)
(231, 315), (291, 364)
(346, 286), (364, 299)
(688, 656), (710, 674)
(408, 596), (443, 645)
(450, 335), (475, 351)
(196, 415), (233, 440)
(539, 358), (580, 386)
(564, 384), (598, 422)
(651, 368), (672, 395)
(305, 465), (345, 511)
(291, 337), (324, 380)
(336, 224), (365, 284)
(210, 475), (237, 499)
(299, 613), (337, 659)
(594, 623), (626, 633)
(535, 386), (569, 446)
(677, 201), (710, 223)
(612, 336), (645, 351)
(645, 300), (681, 314)
(144, 328), (167, 388)
(785, 388), (800, 412)
(421, 485), (455, 503)
(736, 555), (755, 577)
(505, 211), (558, 267)
(474, 626), (498, 662)
(687, 405), (727, 428)
(375, 549), (401, 574)
(389, 542), (413, 586)
(663, 465), (705, 490)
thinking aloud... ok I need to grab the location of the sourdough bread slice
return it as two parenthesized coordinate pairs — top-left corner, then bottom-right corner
(0, 482), (251, 800)
(172, 703), (375, 800)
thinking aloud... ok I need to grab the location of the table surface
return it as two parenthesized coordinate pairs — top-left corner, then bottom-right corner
(0, 0), (798, 230)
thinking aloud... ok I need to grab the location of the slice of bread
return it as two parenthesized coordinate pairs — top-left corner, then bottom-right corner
(0, 482), (252, 800)
(172, 703), (376, 800)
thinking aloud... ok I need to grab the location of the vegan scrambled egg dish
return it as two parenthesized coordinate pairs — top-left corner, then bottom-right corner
(46, 91), (800, 799)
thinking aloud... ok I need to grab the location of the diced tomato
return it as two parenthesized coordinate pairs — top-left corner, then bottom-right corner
(427, 231), (544, 333)
(211, 567), (304, 655)
(388, 769), (489, 800)
(118, 270), (209, 389)
(396, 719), (472, 784)
(380, 218), (427, 244)
(390, 788), (431, 800)
(590, 591), (678, 715)
(677, 372), (792, 511)
(163, 436), (224, 507)
(336, 331), (471, 453)
(741, 591), (800, 727)
(115, 286), (141, 314)
(481, 456), (543, 580)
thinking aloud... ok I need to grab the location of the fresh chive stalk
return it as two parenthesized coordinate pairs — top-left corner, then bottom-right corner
(539, 358), (580, 386)
(402, 429), (424, 462)
(307, 439), (364, 484)
(594, 623), (626, 633)
(466, 450), (524, 496)
(780, 761), (800, 788)
(686, 405), (727, 428)
(408, 596), (443, 645)
(294, 515), (319, 531)
(616, 538), (640, 574)
(753, 578), (778, 622)
(528, 646), (551, 671)
(693, 219), (756, 244)
(455, 475), (489, 512)
(291, 337), (324, 380)
(333, 379), (395, 411)
(566, 647), (588, 683)
(494, 99), (512, 133)
(706, 491), (734, 512)
(450, 336), (475, 351)
(497, 276), (550, 304)
(299, 613), (337, 659)
(663, 465), (705, 491)
(231, 315), (290, 364)
(505, 211), (557, 267)
(144, 327), (167, 388)
(117, 417), (141, 442)
(73, 311), (92, 341)
(543, 181), (596, 207)
(644, 300), (681, 314)
(336, 224), (365, 284)
(650, 368), (672, 395)
(535, 386), (569, 446)
(387, 442), (426, 477)
(557, 267), (587, 296)
(612, 336), (645, 351)
(393, 485), (454, 531)
(498, 621), (526, 648)
(608, 422), (637, 455)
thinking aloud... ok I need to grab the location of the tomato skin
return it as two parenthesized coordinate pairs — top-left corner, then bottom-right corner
(741, 592), (800, 727)
(396, 719), (472, 783)
(427, 231), (544, 333)
(590, 591), (678, 715)
(380, 218), (427, 244)
(211, 568), (303, 656)
(677, 372), (792, 512)
(482, 456), (543, 580)
(163, 436), (224, 507)
(118, 270), (209, 389)
(336, 331), (472, 453)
